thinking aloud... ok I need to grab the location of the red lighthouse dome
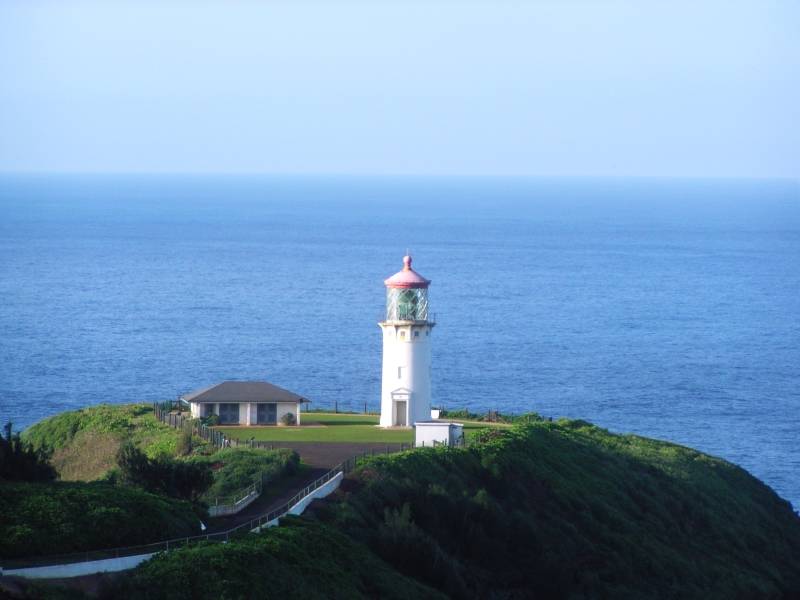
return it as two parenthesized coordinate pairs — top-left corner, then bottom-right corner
(384, 255), (431, 289)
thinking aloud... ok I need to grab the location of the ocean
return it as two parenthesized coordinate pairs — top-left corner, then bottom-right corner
(1, 174), (798, 507)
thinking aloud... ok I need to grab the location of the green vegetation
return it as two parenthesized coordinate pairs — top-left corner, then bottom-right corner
(20, 404), (300, 505)
(116, 443), (213, 503)
(188, 447), (299, 501)
(112, 417), (800, 599)
(217, 412), (507, 444)
(1, 422), (56, 482)
(0, 481), (200, 559)
(22, 404), (188, 481)
(309, 418), (800, 598)
(106, 517), (443, 600)
(2, 404), (305, 565)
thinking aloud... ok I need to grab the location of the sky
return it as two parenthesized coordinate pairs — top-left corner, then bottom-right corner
(0, 1), (798, 178)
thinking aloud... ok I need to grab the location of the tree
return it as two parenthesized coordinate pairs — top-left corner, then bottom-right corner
(175, 429), (193, 457)
(116, 443), (212, 503)
(0, 422), (56, 482)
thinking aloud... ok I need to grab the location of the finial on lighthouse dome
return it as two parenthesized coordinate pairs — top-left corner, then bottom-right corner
(385, 254), (431, 289)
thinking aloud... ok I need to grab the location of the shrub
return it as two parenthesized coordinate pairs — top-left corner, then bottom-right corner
(312, 419), (800, 599)
(21, 404), (184, 481)
(116, 443), (212, 503)
(0, 422), (56, 482)
(0, 481), (200, 559)
(190, 448), (300, 501)
(175, 429), (193, 457)
(280, 412), (297, 426)
(107, 518), (443, 600)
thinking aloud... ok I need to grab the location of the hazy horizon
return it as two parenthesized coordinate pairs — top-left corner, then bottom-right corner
(1, 1), (798, 178)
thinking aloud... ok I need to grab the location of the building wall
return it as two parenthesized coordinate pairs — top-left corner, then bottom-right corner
(189, 401), (301, 426)
(415, 423), (463, 447)
(277, 402), (298, 425)
(246, 403), (257, 426)
(379, 322), (433, 427)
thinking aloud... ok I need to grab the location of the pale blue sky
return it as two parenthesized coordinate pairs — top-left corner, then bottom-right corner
(0, 1), (798, 177)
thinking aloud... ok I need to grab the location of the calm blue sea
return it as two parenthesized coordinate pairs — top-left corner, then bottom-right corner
(1, 175), (798, 506)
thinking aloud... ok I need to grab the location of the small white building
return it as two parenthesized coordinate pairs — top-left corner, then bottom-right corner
(183, 380), (308, 426)
(415, 421), (464, 447)
(378, 255), (435, 428)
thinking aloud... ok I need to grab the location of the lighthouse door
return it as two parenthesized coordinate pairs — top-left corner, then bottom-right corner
(395, 401), (407, 427)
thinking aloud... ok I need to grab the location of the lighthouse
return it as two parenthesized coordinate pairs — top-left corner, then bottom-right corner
(379, 254), (434, 428)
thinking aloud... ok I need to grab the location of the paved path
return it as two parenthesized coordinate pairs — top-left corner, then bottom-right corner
(206, 441), (403, 533)
(3, 441), (407, 596)
(256, 441), (404, 468)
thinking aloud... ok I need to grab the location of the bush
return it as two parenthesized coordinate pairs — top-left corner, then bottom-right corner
(175, 429), (193, 457)
(0, 422), (56, 482)
(21, 404), (185, 481)
(280, 412), (296, 426)
(202, 414), (220, 427)
(189, 448), (299, 501)
(312, 419), (800, 599)
(116, 443), (212, 503)
(0, 481), (200, 559)
(107, 518), (443, 600)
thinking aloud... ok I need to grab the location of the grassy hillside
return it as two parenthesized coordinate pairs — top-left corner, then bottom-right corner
(311, 419), (800, 598)
(218, 412), (509, 443)
(0, 481), (200, 559)
(188, 447), (300, 502)
(108, 518), (443, 600)
(22, 404), (185, 480)
(20, 405), (300, 504)
(111, 417), (800, 600)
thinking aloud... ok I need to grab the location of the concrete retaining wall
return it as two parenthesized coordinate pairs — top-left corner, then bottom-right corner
(208, 488), (259, 518)
(252, 471), (343, 532)
(1, 553), (158, 580)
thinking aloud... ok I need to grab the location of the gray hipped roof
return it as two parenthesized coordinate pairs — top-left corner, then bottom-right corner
(181, 381), (309, 404)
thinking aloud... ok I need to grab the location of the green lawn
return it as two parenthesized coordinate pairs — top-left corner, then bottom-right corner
(216, 412), (507, 444)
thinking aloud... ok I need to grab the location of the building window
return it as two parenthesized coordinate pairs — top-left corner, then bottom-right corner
(218, 403), (240, 425)
(397, 366), (403, 379)
(414, 330), (419, 337)
(399, 330), (406, 339)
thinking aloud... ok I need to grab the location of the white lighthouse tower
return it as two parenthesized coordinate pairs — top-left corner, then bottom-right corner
(379, 254), (434, 428)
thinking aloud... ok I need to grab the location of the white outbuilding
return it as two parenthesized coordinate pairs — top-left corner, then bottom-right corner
(415, 421), (464, 447)
(183, 380), (308, 426)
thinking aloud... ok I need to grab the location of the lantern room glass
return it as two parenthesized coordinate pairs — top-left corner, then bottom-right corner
(386, 288), (429, 321)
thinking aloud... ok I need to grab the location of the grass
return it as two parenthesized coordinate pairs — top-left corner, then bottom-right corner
(216, 412), (508, 444)
(188, 448), (300, 502)
(106, 416), (800, 600)
(22, 403), (191, 480)
(21, 404), (304, 514)
(108, 518), (444, 600)
(309, 418), (800, 598)
(0, 481), (200, 559)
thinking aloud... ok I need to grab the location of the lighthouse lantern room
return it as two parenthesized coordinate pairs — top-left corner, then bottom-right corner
(379, 255), (435, 428)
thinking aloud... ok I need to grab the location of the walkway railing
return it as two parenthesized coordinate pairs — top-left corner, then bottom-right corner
(1, 454), (364, 571)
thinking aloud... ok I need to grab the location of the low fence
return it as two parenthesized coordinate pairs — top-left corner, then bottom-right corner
(154, 402), (313, 452)
(207, 481), (259, 517)
(1, 454), (365, 579)
(153, 402), (464, 516)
